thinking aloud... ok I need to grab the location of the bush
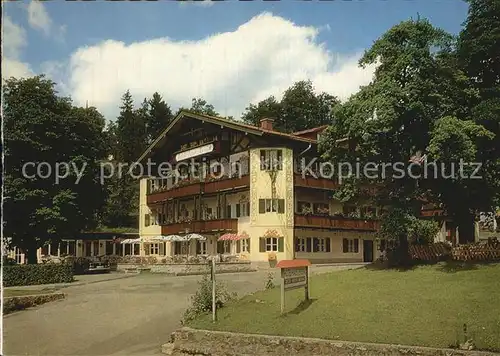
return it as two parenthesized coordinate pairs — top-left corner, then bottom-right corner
(3, 264), (74, 287)
(3, 293), (65, 314)
(182, 273), (236, 323)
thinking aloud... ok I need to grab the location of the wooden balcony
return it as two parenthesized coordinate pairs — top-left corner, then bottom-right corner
(161, 218), (238, 235)
(147, 175), (250, 204)
(294, 174), (338, 190)
(204, 174), (249, 194)
(294, 214), (380, 231)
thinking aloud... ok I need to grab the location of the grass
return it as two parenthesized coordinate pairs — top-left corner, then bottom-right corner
(189, 262), (500, 351)
(3, 288), (58, 297)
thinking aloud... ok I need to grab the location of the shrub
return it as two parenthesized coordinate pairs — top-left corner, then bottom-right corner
(265, 272), (275, 289)
(182, 273), (236, 323)
(3, 293), (65, 314)
(3, 264), (74, 287)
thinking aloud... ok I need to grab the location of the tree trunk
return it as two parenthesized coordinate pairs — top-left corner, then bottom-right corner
(25, 247), (38, 264)
(397, 233), (411, 267)
(458, 213), (476, 244)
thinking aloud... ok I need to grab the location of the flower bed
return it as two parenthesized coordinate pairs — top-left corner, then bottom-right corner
(116, 261), (254, 275)
(3, 293), (65, 314)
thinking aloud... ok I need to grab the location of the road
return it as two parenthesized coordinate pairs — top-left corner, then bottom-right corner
(3, 265), (363, 355)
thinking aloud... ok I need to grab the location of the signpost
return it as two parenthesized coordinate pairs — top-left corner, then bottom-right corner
(211, 258), (216, 322)
(276, 259), (311, 314)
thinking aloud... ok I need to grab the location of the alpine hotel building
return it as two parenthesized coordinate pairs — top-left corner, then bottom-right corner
(137, 111), (382, 264)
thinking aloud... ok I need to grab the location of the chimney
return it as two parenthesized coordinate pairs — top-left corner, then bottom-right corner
(260, 118), (274, 131)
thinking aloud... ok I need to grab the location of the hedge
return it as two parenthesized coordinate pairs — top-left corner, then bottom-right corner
(3, 293), (66, 314)
(3, 264), (74, 287)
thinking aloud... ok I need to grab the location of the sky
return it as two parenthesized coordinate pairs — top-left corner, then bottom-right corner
(2, 0), (470, 121)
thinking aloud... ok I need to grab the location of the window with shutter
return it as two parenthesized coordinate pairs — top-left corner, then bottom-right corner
(259, 237), (266, 252)
(259, 199), (265, 214)
(277, 199), (285, 213)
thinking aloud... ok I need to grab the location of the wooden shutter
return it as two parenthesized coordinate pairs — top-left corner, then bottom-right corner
(144, 244), (150, 255)
(196, 241), (201, 255)
(227, 205), (231, 218)
(278, 238), (284, 252)
(236, 240), (241, 253)
(295, 238), (299, 252)
(159, 243), (165, 256)
(342, 238), (348, 253)
(354, 239), (359, 253)
(259, 238), (266, 252)
(306, 238), (312, 253)
(145, 214), (150, 227)
(247, 239), (251, 253)
(259, 199), (265, 214)
(236, 204), (241, 217)
(277, 199), (285, 214)
(246, 202), (250, 216)
(313, 238), (318, 252)
(326, 238), (331, 252)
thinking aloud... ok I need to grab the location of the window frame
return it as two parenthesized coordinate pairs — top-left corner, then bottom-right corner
(265, 237), (278, 252)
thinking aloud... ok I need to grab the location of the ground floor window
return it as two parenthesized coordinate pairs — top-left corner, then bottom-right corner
(343, 238), (359, 253)
(259, 237), (284, 252)
(217, 241), (231, 254)
(295, 237), (331, 252)
(134, 243), (140, 255)
(241, 239), (250, 253)
(125, 244), (131, 255)
(197, 240), (207, 255)
(296, 238), (307, 252)
(174, 241), (188, 255)
(150, 243), (160, 255)
(106, 241), (114, 255)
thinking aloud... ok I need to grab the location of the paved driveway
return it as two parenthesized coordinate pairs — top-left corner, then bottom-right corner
(3, 271), (276, 355)
(3, 265), (364, 355)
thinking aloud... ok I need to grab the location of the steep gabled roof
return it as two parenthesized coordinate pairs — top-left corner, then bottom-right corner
(136, 110), (316, 163)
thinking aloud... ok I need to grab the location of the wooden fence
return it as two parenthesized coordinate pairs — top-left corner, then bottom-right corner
(409, 243), (451, 261)
(452, 244), (500, 261)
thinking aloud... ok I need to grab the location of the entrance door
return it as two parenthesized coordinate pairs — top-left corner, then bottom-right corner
(363, 240), (374, 262)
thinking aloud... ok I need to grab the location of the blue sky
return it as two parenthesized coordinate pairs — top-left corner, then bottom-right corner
(3, 0), (470, 120)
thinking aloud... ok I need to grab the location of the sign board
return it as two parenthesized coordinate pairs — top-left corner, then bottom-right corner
(276, 259), (311, 314)
(282, 267), (307, 290)
(175, 143), (214, 162)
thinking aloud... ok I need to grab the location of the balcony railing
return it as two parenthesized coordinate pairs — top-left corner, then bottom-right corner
(147, 174), (250, 204)
(294, 214), (380, 231)
(161, 218), (238, 235)
(294, 174), (338, 190)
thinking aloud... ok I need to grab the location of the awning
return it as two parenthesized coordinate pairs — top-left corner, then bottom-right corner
(186, 233), (206, 241)
(121, 238), (142, 244)
(218, 233), (238, 241)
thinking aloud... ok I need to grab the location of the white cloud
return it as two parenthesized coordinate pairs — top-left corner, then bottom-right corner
(26, 0), (65, 40)
(27, 0), (52, 36)
(66, 12), (376, 119)
(1, 16), (34, 80)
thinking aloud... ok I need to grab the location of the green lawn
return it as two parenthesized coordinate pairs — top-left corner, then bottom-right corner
(4, 288), (57, 297)
(189, 262), (500, 351)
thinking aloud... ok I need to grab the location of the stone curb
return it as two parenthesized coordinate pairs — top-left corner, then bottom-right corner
(162, 327), (500, 356)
